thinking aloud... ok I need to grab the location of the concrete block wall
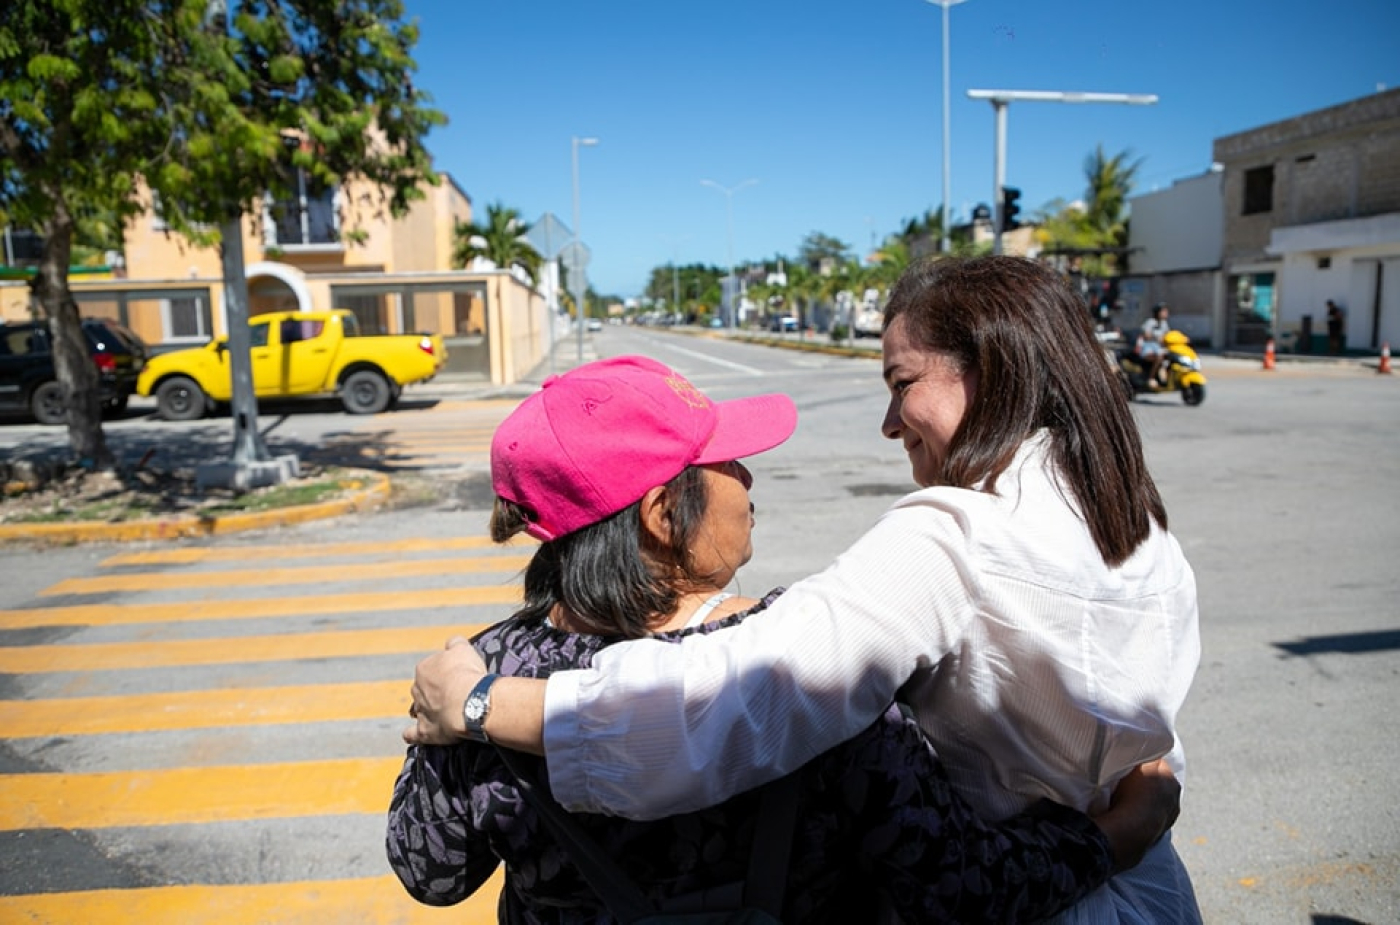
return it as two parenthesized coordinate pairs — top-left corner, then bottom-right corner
(1216, 88), (1400, 263)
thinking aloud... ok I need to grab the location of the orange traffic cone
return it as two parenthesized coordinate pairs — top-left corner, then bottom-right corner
(1380, 342), (1392, 375)
(1263, 338), (1276, 371)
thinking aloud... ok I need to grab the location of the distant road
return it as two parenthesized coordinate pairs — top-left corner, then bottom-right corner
(1, 329), (1397, 923)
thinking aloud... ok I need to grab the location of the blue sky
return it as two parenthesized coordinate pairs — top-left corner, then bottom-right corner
(404, 0), (1398, 297)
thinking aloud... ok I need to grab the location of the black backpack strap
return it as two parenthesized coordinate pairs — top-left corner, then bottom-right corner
(496, 745), (800, 923)
(741, 772), (799, 916)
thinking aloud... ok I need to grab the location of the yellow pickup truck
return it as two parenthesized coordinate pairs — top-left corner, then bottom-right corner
(137, 309), (446, 420)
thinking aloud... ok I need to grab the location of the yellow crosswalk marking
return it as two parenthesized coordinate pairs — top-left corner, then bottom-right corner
(1, 757), (404, 828)
(0, 872), (502, 923)
(0, 625), (490, 673)
(417, 398), (520, 411)
(2, 528), (522, 922)
(0, 873), (500, 924)
(0, 680), (415, 737)
(103, 535), (533, 566)
(43, 555), (533, 596)
(0, 587), (518, 629)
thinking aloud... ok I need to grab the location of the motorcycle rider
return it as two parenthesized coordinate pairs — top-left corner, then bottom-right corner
(1137, 303), (1171, 388)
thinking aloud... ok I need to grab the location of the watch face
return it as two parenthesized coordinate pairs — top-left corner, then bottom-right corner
(464, 695), (486, 723)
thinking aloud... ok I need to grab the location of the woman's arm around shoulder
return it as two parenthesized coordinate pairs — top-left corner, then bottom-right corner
(406, 499), (979, 819)
(816, 706), (1179, 923)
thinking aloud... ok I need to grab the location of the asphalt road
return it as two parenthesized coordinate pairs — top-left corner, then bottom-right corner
(1, 327), (1397, 923)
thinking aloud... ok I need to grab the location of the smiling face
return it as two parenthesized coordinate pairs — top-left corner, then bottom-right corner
(688, 460), (756, 584)
(881, 314), (978, 487)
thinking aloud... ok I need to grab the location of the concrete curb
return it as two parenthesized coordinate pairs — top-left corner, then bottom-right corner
(0, 470), (392, 546)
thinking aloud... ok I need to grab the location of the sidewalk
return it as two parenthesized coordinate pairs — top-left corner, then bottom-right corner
(0, 335), (602, 545)
(414, 329), (602, 401)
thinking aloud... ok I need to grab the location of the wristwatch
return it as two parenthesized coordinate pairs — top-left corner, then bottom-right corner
(462, 673), (499, 743)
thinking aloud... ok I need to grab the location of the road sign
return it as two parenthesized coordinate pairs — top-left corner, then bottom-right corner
(527, 213), (573, 260)
(559, 241), (591, 271)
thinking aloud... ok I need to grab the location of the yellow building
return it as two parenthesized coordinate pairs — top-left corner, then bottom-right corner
(1, 170), (549, 386)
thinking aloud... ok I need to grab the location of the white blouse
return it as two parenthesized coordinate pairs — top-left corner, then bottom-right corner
(543, 433), (1202, 922)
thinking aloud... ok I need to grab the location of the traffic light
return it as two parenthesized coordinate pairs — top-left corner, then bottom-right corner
(1000, 186), (1022, 231)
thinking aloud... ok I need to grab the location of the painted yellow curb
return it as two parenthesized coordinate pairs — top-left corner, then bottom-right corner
(0, 471), (391, 545)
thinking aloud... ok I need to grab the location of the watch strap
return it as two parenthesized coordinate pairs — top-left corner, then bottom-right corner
(462, 672), (498, 743)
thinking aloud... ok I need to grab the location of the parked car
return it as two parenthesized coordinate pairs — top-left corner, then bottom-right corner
(768, 315), (799, 332)
(0, 317), (148, 424)
(136, 309), (446, 420)
(585, 317), (603, 332)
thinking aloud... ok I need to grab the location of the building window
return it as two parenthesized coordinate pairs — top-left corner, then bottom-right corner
(162, 296), (209, 341)
(1243, 165), (1274, 215)
(335, 292), (390, 336)
(268, 169), (340, 247)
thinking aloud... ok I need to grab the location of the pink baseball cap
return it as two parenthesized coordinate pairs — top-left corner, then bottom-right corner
(491, 355), (797, 541)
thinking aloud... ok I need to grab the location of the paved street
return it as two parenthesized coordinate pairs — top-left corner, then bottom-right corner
(1, 328), (1398, 923)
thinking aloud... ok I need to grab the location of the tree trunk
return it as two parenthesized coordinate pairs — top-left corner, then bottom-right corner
(30, 195), (114, 471)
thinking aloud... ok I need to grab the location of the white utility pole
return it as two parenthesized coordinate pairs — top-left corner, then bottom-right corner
(571, 136), (598, 363)
(701, 178), (757, 328)
(966, 89), (1158, 255)
(926, 0), (968, 255)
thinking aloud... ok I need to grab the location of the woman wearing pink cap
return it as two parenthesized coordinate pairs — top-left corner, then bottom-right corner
(388, 355), (1179, 922)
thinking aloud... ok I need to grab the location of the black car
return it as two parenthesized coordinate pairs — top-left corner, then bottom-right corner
(0, 318), (148, 424)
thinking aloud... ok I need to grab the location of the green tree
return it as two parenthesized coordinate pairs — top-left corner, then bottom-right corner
(2, 0), (444, 472)
(1035, 146), (1144, 278)
(452, 202), (542, 283)
(797, 231), (851, 273)
(1, 2), (165, 466)
(1083, 144), (1143, 238)
(157, 0), (443, 474)
(870, 236), (912, 291)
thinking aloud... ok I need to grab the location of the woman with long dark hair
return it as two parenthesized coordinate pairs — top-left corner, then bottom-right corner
(405, 258), (1202, 923)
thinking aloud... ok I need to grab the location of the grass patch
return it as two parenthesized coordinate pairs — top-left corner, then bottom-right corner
(4, 467), (363, 524)
(201, 477), (352, 514)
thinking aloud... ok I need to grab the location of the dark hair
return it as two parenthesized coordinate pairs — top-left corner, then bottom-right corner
(490, 466), (712, 637)
(883, 255), (1166, 566)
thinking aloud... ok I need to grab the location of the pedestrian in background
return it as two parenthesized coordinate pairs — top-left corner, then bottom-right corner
(1326, 299), (1345, 355)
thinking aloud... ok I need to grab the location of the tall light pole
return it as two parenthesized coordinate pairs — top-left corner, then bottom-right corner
(571, 136), (598, 362)
(700, 178), (757, 328)
(658, 234), (688, 321)
(926, 0), (968, 256)
(966, 89), (1158, 255)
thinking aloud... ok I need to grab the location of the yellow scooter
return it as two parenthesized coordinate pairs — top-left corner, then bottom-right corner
(1116, 331), (1207, 405)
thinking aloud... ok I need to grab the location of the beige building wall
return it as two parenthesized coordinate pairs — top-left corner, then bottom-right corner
(4, 169), (558, 385)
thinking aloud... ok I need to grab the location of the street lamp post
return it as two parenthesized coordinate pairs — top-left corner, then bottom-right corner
(926, 0), (968, 256)
(658, 234), (688, 321)
(572, 136), (598, 363)
(700, 178), (757, 328)
(966, 89), (1158, 255)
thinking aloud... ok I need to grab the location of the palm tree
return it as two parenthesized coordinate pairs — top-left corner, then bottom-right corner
(452, 202), (542, 284)
(1083, 145), (1143, 241)
(453, 202), (544, 337)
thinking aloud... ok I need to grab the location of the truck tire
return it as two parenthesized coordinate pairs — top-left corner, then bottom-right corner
(342, 369), (392, 415)
(156, 376), (209, 421)
(103, 392), (130, 417)
(31, 381), (67, 425)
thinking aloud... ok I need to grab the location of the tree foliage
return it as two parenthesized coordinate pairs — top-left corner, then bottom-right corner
(797, 231), (851, 271)
(0, 0), (443, 467)
(1082, 144), (1142, 238)
(1035, 145), (1144, 277)
(149, 0), (445, 240)
(2, 1), (176, 465)
(452, 202), (541, 284)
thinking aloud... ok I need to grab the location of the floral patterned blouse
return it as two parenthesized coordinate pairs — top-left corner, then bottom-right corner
(386, 591), (1115, 923)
